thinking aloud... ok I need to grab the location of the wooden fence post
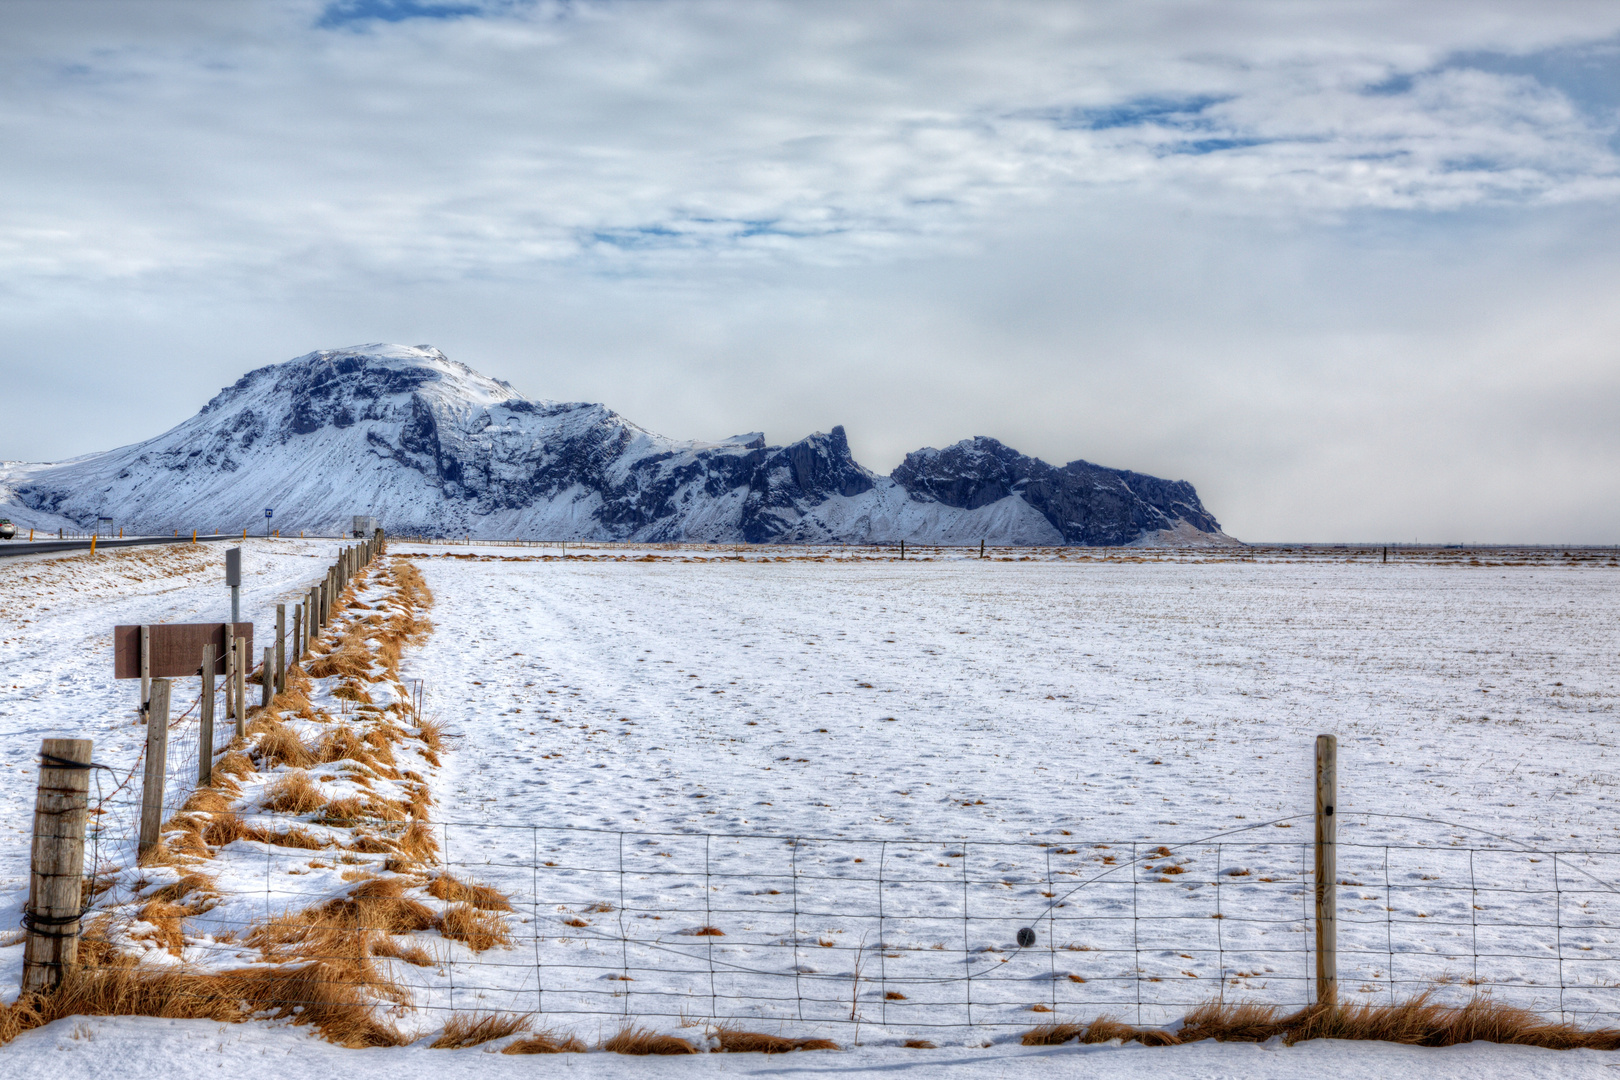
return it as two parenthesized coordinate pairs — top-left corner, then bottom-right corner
(198, 645), (215, 786)
(138, 680), (171, 857)
(221, 623), (234, 723)
(292, 603), (302, 666)
(234, 637), (247, 737)
(1315, 733), (1338, 1007)
(22, 737), (93, 995)
(139, 624), (151, 720)
(275, 603), (286, 696)
(261, 647), (273, 708)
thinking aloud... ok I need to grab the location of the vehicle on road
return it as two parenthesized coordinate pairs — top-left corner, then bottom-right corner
(0, 519), (15, 540)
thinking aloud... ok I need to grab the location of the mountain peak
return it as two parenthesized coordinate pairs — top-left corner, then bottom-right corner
(2, 346), (1233, 545)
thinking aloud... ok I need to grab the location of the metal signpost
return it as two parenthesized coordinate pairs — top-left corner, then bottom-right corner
(263, 507), (273, 539)
(226, 546), (242, 625)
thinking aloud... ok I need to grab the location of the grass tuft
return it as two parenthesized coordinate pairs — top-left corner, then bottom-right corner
(440, 903), (510, 952)
(1021, 995), (1620, 1050)
(427, 873), (513, 912)
(262, 770), (326, 814)
(430, 1012), (531, 1049)
(502, 1029), (588, 1054)
(713, 1026), (839, 1052)
(600, 1025), (701, 1055)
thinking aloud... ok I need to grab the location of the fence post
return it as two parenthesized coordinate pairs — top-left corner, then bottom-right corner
(292, 603), (302, 666)
(22, 737), (93, 995)
(261, 647), (273, 708)
(198, 644), (215, 785)
(139, 680), (171, 857)
(234, 637), (247, 737)
(139, 623), (151, 720)
(1315, 733), (1338, 1007)
(221, 623), (234, 723)
(275, 603), (286, 696)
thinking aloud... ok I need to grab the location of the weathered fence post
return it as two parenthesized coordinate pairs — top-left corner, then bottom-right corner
(1315, 733), (1338, 1007)
(198, 644), (215, 786)
(138, 679), (171, 857)
(275, 603), (286, 695)
(261, 647), (273, 707)
(233, 637), (247, 737)
(221, 623), (234, 723)
(292, 603), (302, 666)
(139, 623), (151, 719)
(22, 737), (93, 995)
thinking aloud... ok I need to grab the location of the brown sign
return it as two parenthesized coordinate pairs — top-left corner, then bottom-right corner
(113, 622), (253, 679)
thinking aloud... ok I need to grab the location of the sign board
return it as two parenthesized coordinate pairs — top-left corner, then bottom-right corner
(225, 547), (241, 588)
(114, 623), (253, 679)
(264, 508), (273, 518)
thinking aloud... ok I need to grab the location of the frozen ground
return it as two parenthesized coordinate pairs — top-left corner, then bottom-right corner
(2, 541), (1619, 1074)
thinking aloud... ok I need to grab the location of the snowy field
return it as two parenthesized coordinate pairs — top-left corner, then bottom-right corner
(2, 539), (1619, 1075)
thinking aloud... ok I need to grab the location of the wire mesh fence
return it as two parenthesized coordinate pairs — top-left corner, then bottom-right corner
(66, 810), (1620, 1033)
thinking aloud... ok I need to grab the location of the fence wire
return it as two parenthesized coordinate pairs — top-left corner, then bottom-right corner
(68, 811), (1620, 1032)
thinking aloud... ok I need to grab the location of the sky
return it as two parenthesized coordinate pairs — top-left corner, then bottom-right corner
(1, 1), (1618, 543)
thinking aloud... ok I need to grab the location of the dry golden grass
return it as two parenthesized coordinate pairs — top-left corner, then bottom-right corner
(430, 1012), (531, 1049)
(270, 686), (314, 716)
(502, 1029), (588, 1054)
(146, 873), (214, 905)
(601, 1025), (701, 1055)
(314, 726), (372, 766)
(363, 727), (400, 766)
(318, 796), (370, 824)
(370, 937), (438, 968)
(440, 903), (510, 951)
(416, 717), (444, 754)
(1177, 1000), (1287, 1043)
(713, 1026), (839, 1052)
(398, 820), (440, 863)
(333, 683), (375, 705)
(903, 1038), (936, 1049)
(135, 900), (190, 956)
(307, 644), (374, 681)
(251, 883), (439, 966)
(203, 813), (330, 852)
(0, 957), (406, 1049)
(262, 771), (326, 814)
(214, 751), (256, 781)
(182, 788), (234, 814)
(427, 873), (513, 911)
(1021, 995), (1620, 1050)
(252, 721), (314, 769)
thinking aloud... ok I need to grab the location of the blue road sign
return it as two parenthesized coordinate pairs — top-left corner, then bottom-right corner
(264, 508), (273, 518)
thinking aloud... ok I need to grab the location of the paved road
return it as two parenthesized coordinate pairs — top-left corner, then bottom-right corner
(0, 534), (244, 558)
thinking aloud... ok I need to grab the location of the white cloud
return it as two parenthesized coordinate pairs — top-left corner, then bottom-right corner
(1, 1), (1618, 541)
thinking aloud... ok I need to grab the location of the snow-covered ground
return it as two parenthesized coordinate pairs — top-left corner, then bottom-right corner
(7, 1013), (1620, 1080)
(2, 541), (1619, 1074)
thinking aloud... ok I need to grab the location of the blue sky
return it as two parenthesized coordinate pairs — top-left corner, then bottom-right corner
(2, 1), (1618, 541)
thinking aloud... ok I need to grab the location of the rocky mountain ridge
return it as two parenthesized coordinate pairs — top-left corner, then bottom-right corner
(0, 345), (1236, 546)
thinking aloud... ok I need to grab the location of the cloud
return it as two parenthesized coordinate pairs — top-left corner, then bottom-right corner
(1, 2), (1618, 541)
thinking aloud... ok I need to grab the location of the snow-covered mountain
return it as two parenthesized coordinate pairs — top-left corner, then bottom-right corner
(0, 345), (1235, 545)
